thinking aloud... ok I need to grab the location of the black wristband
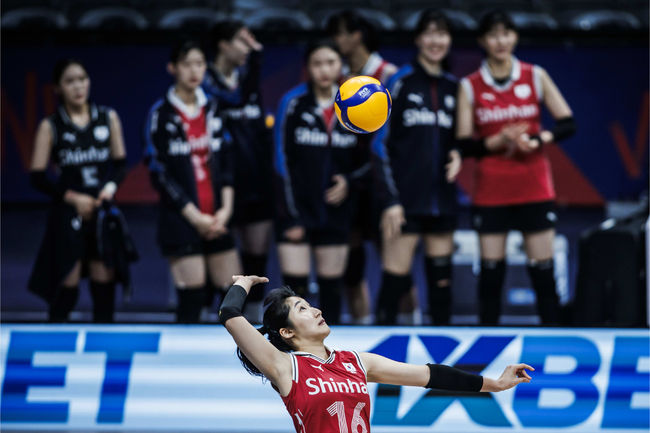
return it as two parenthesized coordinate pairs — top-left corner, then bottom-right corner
(550, 116), (576, 142)
(109, 157), (128, 185)
(30, 170), (66, 200)
(426, 363), (483, 392)
(218, 284), (247, 323)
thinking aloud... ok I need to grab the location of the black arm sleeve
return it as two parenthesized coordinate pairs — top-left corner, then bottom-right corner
(218, 284), (247, 323)
(30, 170), (65, 200)
(426, 363), (483, 392)
(108, 157), (128, 185)
(550, 116), (576, 142)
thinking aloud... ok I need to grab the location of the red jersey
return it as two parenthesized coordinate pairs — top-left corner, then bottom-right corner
(461, 58), (555, 206)
(344, 52), (397, 85)
(282, 349), (371, 433)
(170, 89), (215, 214)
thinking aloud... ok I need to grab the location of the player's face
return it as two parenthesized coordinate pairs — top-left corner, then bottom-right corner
(171, 48), (207, 91)
(285, 296), (330, 340)
(221, 28), (251, 67)
(308, 47), (342, 90)
(415, 22), (451, 65)
(332, 24), (357, 57)
(480, 24), (518, 62)
(58, 64), (90, 107)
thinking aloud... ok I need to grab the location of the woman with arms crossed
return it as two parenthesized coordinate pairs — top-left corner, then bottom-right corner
(220, 275), (533, 432)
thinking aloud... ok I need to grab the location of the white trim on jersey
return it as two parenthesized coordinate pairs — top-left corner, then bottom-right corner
(361, 52), (384, 77)
(167, 86), (208, 119)
(293, 346), (336, 364)
(533, 65), (544, 102)
(290, 353), (299, 383)
(460, 77), (474, 106)
(479, 57), (522, 92)
(351, 351), (367, 379)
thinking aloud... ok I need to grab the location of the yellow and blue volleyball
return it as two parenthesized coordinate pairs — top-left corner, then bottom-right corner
(335, 75), (392, 134)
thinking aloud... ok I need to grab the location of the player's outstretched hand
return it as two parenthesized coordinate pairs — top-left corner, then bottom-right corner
(485, 363), (534, 392)
(232, 275), (269, 293)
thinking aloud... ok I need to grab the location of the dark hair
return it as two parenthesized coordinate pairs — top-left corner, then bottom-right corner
(52, 58), (87, 85)
(170, 39), (205, 64)
(478, 10), (517, 37)
(326, 9), (379, 53)
(415, 9), (453, 36)
(237, 286), (297, 378)
(211, 19), (246, 55)
(303, 38), (341, 65)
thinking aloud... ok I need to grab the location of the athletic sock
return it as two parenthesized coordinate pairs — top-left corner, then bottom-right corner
(176, 286), (205, 324)
(425, 256), (453, 325)
(282, 274), (309, 297)
(376, 272), (412, 325)
(89, 280), (116, 323)
(479, 259), (506, 325)
(48, 285), (79, 323)
(527, 258), (560, 324)
(317, 276), (343, 325)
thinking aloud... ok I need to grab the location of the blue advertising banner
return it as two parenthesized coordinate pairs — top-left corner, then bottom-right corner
(1, 325), (648, 432)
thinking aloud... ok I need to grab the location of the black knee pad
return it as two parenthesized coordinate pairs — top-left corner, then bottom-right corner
(425, 256), (452, 325)
(376, 272), (412, 325)
(49, 286), (80, 323)
(282, 275), (309, 297)
(176, 286), (205, 324)
(479, 259), (506, 325)
(527, 259), (559, 324)
(90, 281), (116, 323)
(242, 253), (268, 302)
(317, 276), (343, 325)
(343, 245), (365, 288)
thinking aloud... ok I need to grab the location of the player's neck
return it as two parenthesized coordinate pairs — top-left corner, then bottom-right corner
(63, 101), (88, 117)
(214, 56), (235, 79)
(348, 46), (371, 75)
(313, 84), (335, 106)
(297, 343), (329, 360)
(417, 54), (442, 76)
(173, 85), (197, 108)
(486, 56), (513, 80)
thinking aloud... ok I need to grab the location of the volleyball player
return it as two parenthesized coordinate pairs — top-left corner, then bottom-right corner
(456, 11), (576, 325)
(220, 275), (534, 432)
(29, 59), (127, 323)
(372, 11), (462, 326)
(328, 10), (422, 325)
(203, 21), (273, 322)
(274, 40), (367, 325)
(144, 40), (241, 323)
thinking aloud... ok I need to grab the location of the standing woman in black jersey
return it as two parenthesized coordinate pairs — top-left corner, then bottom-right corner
(29, 59), (128, 323)
(274, 40), (368, 324)
(373, 10), (462, 325)
(144, 41), (242, 323)
(202, 21), (273, 322)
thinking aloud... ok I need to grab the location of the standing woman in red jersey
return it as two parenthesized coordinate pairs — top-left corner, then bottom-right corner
(219, 275), (534, 433)
(456, 11), (576, 325)
(144, 40), (241, 323)
(28, 59), (128, 323)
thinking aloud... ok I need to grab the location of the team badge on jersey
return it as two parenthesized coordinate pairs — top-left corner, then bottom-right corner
(445, 95), (455, 109)
(407, 93), (424, 105)
(63, 132), (76, 143)
(342, 362), (357, 374)
(514, 84), (532, 99)
(93, 125), (109, 142)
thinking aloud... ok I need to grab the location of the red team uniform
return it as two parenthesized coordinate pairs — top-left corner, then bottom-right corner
(282, 349), (371, 433)
(461, 58), (554, 206)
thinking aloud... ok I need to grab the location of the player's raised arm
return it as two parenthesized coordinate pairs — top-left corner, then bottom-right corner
(219, 276), (293, 394)
(359, 351), (533, 392)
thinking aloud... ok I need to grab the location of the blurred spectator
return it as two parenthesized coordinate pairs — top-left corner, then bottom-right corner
(202, 21), (274, 323)
(372, 10), (462, 326)
(273, 39), (367, 324)
(456, 11), (576, 325)
(28, 59), (130, 323)
(143, 40), (241, 324)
